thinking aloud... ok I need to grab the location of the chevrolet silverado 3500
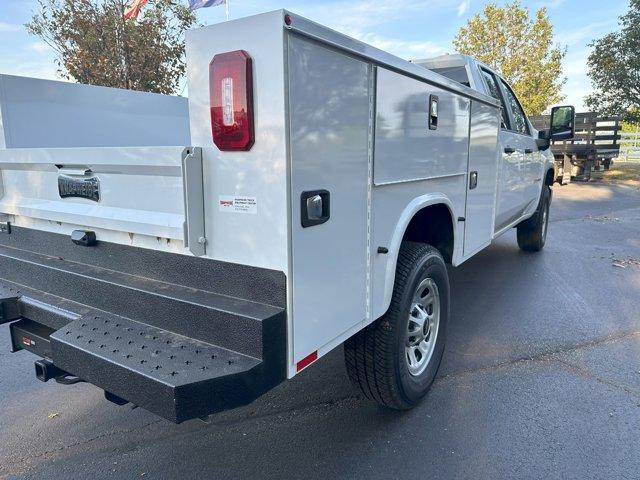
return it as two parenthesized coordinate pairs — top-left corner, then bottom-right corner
(0, 10), (575, 423)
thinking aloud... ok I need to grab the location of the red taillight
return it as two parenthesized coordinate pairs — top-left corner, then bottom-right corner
(209, 50), (255, 151)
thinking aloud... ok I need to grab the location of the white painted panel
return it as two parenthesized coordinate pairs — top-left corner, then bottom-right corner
(374, 68), (470, 185)
(0, 75), (189, 149)
(0, 93), (5, 149)
(463, 101), (500, 256)
(494, 130), (528, 231)
(288, 35), (370, 363)
(186, 11), (289, 273)
(522, 140), (545, 210)
(370, 176), (466, 320)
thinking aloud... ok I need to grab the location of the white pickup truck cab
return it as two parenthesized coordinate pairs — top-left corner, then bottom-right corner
(0, 10), (574, 422)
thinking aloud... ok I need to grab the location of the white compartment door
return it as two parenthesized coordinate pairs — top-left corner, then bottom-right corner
(288, 35), (371, 365)
(464, 101), (500, 256)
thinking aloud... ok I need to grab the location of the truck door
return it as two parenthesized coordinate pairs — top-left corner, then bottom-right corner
(497, 79), (542, 211)
(287, 36), (371, 366)
(478, 68), (528, 231)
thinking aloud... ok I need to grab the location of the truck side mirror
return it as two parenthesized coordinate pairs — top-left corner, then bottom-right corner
(549, 105), (575, 141)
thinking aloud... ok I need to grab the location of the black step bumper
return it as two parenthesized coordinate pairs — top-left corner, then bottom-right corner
(52, 313), (264, 423)
(0, 226), (287, 423)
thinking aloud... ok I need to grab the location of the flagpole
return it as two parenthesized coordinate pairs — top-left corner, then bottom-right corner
(225, 0), (229, 21)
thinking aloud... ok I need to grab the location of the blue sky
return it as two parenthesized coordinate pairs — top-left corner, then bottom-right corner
(0, 0), (630, 110)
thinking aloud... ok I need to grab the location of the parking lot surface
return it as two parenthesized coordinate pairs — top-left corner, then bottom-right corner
(1, 178), (639, 479)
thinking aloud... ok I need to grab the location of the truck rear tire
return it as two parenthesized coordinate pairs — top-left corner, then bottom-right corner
(344, 242), (449, 410)
(517, 185), (551, 252)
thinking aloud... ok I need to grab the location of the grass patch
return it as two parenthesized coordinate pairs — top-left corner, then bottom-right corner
(603, 162), (640, 186)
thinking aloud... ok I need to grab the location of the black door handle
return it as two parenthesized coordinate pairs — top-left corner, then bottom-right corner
(301, 190), (330, 227)
(504, 147), (515, 154)
(524, 148), (533, 154)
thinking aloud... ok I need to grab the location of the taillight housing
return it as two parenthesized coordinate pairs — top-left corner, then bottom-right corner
(209, 50), (255, 151)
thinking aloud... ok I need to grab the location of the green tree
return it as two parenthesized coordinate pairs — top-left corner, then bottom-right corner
(586, 0), (640, 124)
(453, 1), (566, 116)
(26, 0), (197, 94)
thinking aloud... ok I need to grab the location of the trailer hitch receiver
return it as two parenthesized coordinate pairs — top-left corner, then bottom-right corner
(35, 359), (67, 383)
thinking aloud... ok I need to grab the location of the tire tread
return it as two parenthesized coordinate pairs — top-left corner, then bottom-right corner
(517, 186), (551, 252)
(344, 241), (445, 410)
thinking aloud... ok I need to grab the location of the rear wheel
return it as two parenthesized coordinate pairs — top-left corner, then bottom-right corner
(517, 185), (551, 252)
(344, 241), (449, 410)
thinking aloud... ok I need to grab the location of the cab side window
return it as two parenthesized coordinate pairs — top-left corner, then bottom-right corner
(480, 69), (509, 130)
(499, 79), (530, 136)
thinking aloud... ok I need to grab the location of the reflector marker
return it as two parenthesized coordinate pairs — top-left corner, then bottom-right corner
(296, 351), (318, 372)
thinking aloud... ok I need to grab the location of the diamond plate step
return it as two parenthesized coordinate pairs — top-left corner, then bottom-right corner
(51, 313), (263, 423)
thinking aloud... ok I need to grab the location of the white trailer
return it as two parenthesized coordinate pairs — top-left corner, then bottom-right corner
(0, 11), (574, 422)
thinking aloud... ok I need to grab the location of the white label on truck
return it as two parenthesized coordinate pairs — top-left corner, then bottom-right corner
(219, 195), (257, 214)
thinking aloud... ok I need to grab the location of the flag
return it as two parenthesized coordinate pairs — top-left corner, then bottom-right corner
(124, 0), (149, 20)
(189, 0), (226, 11)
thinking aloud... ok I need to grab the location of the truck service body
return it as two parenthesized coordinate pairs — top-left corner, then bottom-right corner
(0, 11), (568, 423)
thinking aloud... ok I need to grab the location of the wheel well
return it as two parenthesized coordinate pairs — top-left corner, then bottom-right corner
(545, 167), (555, 186)
(402, 204), (454, 263)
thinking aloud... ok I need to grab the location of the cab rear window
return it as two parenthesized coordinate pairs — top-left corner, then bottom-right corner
(429, 66), (470, 87)
(480, 69), (510, 130)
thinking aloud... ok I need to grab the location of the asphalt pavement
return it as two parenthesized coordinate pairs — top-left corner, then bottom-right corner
(1, 179), (639, 479)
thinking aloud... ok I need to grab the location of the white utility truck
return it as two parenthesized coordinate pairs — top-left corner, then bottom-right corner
(0, 11), (575, 423)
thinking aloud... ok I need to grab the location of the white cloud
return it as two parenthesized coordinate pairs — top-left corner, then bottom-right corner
(558, 48), (592, 111)
(285, 0), (452, 61)
(350, 31), (448, 59)
(552, 19), (620, 112)
(0, 22), (22, 33)
(555, 20), (616, 47)
(457, 0), (470, 17)
(563, 51), (589, 77)
(0, 61), (61, 81)
(562, 79), (590, 112)
(29, 42), (52, 54)
(536, 0), (566, 8)
(293, 0), (451, 32)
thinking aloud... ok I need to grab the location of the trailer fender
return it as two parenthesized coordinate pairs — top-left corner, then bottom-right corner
(379, 194), (457, 317)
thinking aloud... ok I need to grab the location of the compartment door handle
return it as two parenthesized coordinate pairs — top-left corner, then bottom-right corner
(301, 190), (330, 228)
(469, 171), (478, 190)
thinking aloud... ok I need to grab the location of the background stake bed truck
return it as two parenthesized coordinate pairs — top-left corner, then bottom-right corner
(0, 11), (574, 423)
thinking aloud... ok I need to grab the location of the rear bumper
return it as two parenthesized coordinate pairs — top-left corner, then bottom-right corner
(0, 226), (287, 423)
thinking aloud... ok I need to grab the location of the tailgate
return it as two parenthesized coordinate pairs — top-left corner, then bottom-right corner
(0, 146), (186, 241)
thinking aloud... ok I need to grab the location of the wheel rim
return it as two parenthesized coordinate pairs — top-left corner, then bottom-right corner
(405, 277), (440, 376)
(541, 202), (549, 242)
